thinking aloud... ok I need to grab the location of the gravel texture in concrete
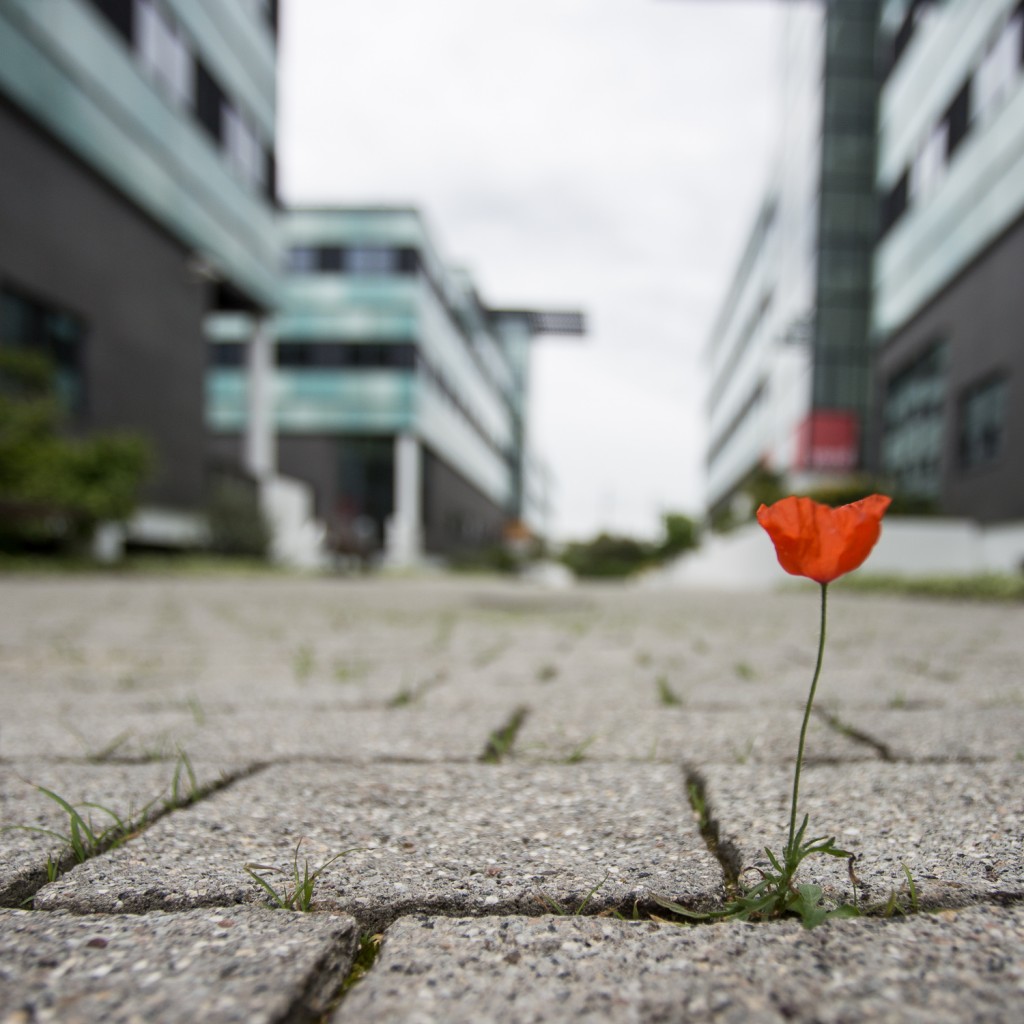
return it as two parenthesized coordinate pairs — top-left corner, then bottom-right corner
(700, 761), (1024, 909)
(2, 574), (1023, 1022)
(338, 905), (1024, 1023)
(0, 906), (357, 1023)
(0, 759), (239, 909)
(33, 761), (722, 930)
(516, 705), (873, 765)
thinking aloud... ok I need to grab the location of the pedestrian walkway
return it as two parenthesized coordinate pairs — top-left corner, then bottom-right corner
(1, 575), (1021, 1021)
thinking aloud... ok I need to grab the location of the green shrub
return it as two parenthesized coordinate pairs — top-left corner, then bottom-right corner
(205, 475), (271, 558)
(561, 533), (657, 578)
(658, 512), (699, 559)
(0, 350), (150, 550)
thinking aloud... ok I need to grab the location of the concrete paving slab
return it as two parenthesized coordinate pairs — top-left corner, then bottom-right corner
(516, 705), (873, 765)
(176, 704), (521, 763)
(34, 762), (722, 930)
(0, 760), (240, 908)
(699, 762), (1024, 910)
(337, 905), (1024, 1023)
(0, 906), (357, 1023)
(827, 706), (1024, 762)
(1, 701), (519, 764)
(0, 705), (215, 763)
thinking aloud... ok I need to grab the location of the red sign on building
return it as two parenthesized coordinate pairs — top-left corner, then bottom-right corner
(796, 410), (860, 470)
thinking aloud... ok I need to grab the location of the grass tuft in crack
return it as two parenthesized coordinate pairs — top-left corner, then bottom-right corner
(479, 706), (529, 763)
(534, 872), (610, 916)
(244, 838), (359, 911)
(337, 932), (383, 997)
(1, 752), (243, 897)
(655, 675), (683, 707)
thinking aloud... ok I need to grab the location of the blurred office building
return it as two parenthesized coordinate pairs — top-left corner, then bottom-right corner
(875, 0), (1024, 521)
(207, 207), (584, 564)
(0, 0), (280, 545)
(1, 1), (582, 564)
(706, 0), (1024, 525)
(705, 0), (878, 523)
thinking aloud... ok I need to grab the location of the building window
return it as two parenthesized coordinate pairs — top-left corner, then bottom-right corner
(0, 287), (87, 416)
(222, 104), (265, 191)
(285, 246), (420, 275)
(194, 58), (225, 143)
(263, 149), (277, 205)
(88, 0), (135, 44)
(889, 0), (937, 73)
(881, 340), (947, 497)
(910, 119), (949, 206)
(879, 169), (909, 237)
(944, 79), (972, 158)
(975, 10), (1023, 124)
(135, 0), (193, 108)
(958, 374), (1008, 469)
(342, 247), (400, 275)
(285, 247), (318, 273)
(209, 342), (246, 367)
(276, 341), (417, 369)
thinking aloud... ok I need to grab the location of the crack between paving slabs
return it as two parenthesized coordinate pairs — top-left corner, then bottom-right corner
(814, 706), (894, 761)
(0, 760), (271, 910)
(680, 763), (1024, 923)
(3, 754), (373, 1024)
(682, 767), (742, 897)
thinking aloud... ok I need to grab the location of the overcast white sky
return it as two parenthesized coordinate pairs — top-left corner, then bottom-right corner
(278, 0), (787, 541)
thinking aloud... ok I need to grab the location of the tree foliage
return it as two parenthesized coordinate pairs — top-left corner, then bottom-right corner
(560, 512), (700, 579)
(0, 349), (150, 548)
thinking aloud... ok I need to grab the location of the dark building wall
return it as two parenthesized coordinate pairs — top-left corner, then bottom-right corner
(209, 432), (508, 555)
(208, 433), (341, 523)
(875, 213), (1024, 522)
(0, 98), (209, 509)
(811, 0), (880, 466)
(208, 432), (396, 551)
(422, 447), (506, 555)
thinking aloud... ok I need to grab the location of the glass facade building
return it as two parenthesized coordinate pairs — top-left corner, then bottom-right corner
(207, 208), (584, 560)
(707, 0), (1024, 524)
(0, 0), (280, 521)
(706, 0), (879, 521)
(874, 0), (1024, 521)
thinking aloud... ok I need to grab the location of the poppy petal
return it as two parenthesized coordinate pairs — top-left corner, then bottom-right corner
(757, 494), (891, 584)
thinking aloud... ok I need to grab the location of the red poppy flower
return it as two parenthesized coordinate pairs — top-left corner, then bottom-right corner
(756, 494), (892, 584)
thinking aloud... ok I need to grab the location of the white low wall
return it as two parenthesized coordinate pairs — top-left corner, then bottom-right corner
(261, 475), (328, 571)
(648, 517), (1024, 590)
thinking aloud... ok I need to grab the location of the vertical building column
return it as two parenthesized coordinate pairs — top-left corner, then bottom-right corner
(244, 316), (275, 479)
(385, 432), (422, 566)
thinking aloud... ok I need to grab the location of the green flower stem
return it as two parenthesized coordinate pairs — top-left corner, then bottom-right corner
(786, 582), (829, 855)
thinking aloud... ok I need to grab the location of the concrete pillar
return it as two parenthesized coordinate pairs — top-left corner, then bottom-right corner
(244, 317), (275, 479)
(385, 432), (423, 566)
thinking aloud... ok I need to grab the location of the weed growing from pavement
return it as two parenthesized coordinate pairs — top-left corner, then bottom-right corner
(386, 684), (417, 708)
(658, 495), (906, 930)
(244, 838), (358, 911)
(7, 785), (152, 866)
(337, 933), (383, 997)
(559, 735), (597, 764)
(84, 731), (134, 763)
(733, 660), (756, 681)
(479, 706), (529, 763)
(655, 675), (683, 706)
(3, 752), (209, 884)
(292, 643), (315, 683)
(534, 872), (611, 916)
(332, 657), (368, 682)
